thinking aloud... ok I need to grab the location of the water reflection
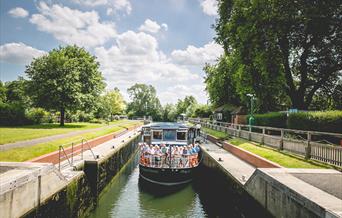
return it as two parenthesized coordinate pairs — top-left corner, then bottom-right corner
(88, 151), (270, 218)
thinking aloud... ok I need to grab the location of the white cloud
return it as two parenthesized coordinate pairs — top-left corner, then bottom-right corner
(29, 2), (116, 48)
(71, 0), (107, 7)
(94, 30), (203, 104)
(161, 23), (168, 31)
(201, 0), (218, 16)
(106, 8), (114, 15)
(112, 0), (132, 14)
(171, 41), (223, 66)
(159, 83), (207, 105)
(138, 19), (167, 34)
(0, 42), (46, 64)
(8, 7), (29, 18)
(72, 0), (132, 14)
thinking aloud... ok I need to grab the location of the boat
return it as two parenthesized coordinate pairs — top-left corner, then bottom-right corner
(139, 122), (202, 186)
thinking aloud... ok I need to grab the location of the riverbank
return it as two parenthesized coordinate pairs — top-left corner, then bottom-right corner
(0, 128), (141, 218)
(200, 139), (342, 218)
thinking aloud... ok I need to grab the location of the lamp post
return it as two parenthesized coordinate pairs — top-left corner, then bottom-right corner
(246, 94), (255, 128)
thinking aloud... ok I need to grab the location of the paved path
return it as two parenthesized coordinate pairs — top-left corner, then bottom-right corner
(201, 140), (256, 185)
(0, 121), (133, 151)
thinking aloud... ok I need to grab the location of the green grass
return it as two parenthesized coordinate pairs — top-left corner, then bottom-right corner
(227, 138), (331, 169)
(202, 127), (229, 140)
(0, 121), (142, 162)
(0, 120), (130, 145)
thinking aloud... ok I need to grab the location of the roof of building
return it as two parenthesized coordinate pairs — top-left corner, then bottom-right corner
(214, 104), (238, 113)
(231, 106), (247, 115)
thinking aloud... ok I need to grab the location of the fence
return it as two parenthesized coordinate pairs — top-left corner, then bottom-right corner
(189, 118), (342, 168)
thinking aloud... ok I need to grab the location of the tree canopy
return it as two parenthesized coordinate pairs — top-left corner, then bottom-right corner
(207, 0), (342, 111)
(126, 83), (162, 120)
(25, 45), (105, 125)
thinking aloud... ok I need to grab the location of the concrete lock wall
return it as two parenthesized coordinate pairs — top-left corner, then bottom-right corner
(21, 134), (141, 218)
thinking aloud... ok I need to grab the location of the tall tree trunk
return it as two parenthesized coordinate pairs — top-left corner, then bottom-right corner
(290, 92), (307, 110)
(60, 107), (65, 126)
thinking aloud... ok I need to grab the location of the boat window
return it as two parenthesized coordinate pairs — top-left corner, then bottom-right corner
(177, 131), (187, 141)
(152, 130), (162, 140)
(163, 130), (176, 141)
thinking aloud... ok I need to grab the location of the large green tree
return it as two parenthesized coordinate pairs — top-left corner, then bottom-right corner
(126, 83), (162, 120)
(212, 0), (341, 110)
(25, 45), (105, 125)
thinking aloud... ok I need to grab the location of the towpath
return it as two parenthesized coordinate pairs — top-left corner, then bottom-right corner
(0, 121), (134, 151)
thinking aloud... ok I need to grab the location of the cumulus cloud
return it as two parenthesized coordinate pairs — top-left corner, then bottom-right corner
(8, 7), (29, 18)
(0, 42), (46, 64)
(159, 83), (207, 105)
(94, 30), (203, 103)
(171, 41), (223, 66)
(201, 0), (218, 16)
(29, 2), (116, 48)
(71, 0), (131, 14)
(138, 19), (167, 34)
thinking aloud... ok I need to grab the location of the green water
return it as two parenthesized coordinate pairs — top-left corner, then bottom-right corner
(88, 152), (270, 218)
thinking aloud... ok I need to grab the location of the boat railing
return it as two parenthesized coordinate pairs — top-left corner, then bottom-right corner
(139, 153), (199, 169)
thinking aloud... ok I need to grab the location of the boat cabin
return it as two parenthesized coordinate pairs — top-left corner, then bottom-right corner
(141, 122), (199, 145)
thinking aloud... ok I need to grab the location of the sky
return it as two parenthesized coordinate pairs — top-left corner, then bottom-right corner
(0, 0), (223, 105)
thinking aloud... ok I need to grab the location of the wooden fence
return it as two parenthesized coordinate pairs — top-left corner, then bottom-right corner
(189, 118), (342, 168)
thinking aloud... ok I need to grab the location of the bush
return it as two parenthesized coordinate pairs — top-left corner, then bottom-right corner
(89, 118), (105, 124)
(0, 102), (31, 125)
(26, 108), (49, 124)
(249, 112), (287, 128)
(288, 111), (342, 133)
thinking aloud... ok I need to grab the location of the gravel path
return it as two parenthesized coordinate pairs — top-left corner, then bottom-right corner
(0, 123), (130, 151)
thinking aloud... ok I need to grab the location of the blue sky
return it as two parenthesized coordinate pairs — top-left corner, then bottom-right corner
(0, 0), (222, 104)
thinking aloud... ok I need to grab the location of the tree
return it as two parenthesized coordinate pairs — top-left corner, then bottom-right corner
(0, 81), (6, 103)
(161, 103), (176, 122)
(126, 84), (162, 120)
(204, 55), (241, 107)
(175, 96), (198, 117)
(214, 0), (342, 110)
(4, 77), (31, 107)
(25, 45), (105, 125)
(102, 88), (125, 120)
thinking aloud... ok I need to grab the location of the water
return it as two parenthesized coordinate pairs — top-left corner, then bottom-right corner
(88, 151), (270, 218)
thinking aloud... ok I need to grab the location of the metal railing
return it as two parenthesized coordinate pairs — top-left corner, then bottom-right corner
(189, 118), (342, 168)
(58, 138), (97, 170)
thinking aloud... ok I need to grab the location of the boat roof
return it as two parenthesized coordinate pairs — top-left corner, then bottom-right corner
(142, 122), (193, 130)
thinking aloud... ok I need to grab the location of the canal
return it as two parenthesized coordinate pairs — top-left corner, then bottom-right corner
(88, 151), (271, 218)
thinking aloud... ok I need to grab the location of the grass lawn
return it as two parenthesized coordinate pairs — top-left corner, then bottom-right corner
(227, 138), (332, 169)
(0, 121), (142, 162)
(0, 120), (130, 145)
(202, 127), (229, 140)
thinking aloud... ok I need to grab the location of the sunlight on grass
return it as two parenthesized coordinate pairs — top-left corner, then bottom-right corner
(227, 138), (331, 169)
(0, 120), (128, 145)
(201, 127), (229, 140)
(0, 121), (141, 162)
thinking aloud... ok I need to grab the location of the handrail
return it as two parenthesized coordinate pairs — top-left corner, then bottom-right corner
(58, 144), (73, 170)
(81, 138), (97, 160)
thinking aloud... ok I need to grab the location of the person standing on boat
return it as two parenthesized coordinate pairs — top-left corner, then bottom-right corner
(161, 144), (167, 167)
(182, 147), (189, 167)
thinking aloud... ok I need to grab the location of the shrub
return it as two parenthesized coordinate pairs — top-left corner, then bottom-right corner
(288, 111), (342, 133)
(249, 112), (287, 128)
(26, 108), (49, 124)
(0, 102), (31, 125)
(89, 118), (105, 124)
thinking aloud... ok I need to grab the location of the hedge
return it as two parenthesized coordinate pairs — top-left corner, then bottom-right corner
(0, 102), (30, 125)
(288, 111), (342, 133)
(248, 112), (287, 128)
